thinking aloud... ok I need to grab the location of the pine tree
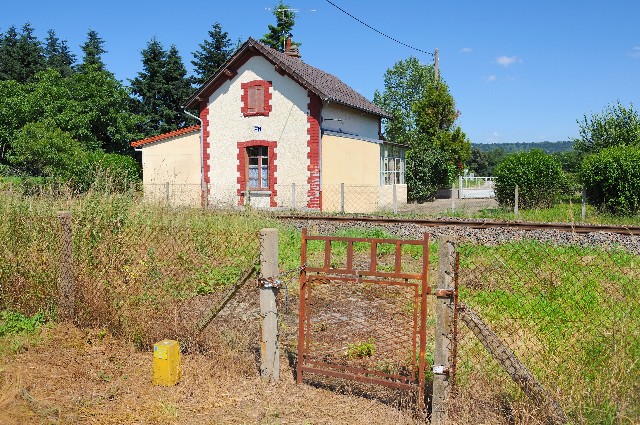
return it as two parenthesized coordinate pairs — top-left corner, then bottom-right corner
(191, 22), (233, 86)
(0, 23), (46, 82)
(261, 1), (298, 52)
(130, 38), (194, 136)
(44, 29), (75, 77)
(78, 29), (107, 72)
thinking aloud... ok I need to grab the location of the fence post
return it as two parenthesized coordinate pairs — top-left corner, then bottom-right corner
(57, 211), (75, 321)
(291, 183), (296, 210)
(259, 228), (280, 381)
(514, 185), (519, 215)
(165, 182), (170, 204)
(581, 187), (586, 221)
(451, 183), (456, 212)
(340, 183), (345, 214)
(392, 184), (398, 214)
(433, 236), (456, 424)
(458, 175), (463, 199)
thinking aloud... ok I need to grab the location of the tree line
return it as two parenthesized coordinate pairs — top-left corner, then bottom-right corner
(0, 2), (296, 190)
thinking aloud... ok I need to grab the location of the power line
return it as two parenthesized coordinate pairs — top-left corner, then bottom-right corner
(324, 0), (434, 56)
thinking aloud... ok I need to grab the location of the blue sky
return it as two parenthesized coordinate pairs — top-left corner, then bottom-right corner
(2, 0), (639, 144)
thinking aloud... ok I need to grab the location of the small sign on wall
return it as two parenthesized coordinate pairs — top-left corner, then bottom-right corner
(254, 125), (262, 133)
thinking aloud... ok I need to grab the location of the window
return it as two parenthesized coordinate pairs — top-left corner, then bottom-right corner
(247, 146), (269, 190)
(380, 144), (406, 185)
(241, 80), (272, 116)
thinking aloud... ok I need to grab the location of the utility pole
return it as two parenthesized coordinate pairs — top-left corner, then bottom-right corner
(434, 48), (439, 83)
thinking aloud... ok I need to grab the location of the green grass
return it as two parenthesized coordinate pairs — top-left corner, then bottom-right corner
(456, 240), (640, 423)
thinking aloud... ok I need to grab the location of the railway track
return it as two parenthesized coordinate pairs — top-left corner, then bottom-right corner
(276, 214), (640, 236)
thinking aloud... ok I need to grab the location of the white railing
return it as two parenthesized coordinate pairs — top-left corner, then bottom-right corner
(458, 176), (496, 199)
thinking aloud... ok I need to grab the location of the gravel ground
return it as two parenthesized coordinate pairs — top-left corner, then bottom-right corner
(284, 218), (640, 254)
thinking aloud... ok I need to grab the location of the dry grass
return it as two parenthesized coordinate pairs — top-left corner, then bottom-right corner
(0, 323), (424, 425)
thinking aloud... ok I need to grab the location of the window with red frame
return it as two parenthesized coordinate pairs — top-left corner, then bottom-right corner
(242, 80), (272, 116)
(247, 146), (269, 190)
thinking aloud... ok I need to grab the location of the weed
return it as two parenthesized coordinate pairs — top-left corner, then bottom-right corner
(345, 338), (376, 359)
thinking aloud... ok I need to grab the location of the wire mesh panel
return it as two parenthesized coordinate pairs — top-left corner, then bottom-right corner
(453, 237), (640, 424)
(297, 229), (430, 409)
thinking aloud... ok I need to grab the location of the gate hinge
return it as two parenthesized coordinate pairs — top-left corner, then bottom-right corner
(435, 288), (455, 297)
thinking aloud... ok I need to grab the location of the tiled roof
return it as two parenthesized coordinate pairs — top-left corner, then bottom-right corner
(130, 125), (200, 148)
(185, 38), (390, 119)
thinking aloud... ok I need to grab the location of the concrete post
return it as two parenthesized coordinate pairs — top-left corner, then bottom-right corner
(432, 236), (456, 425)
(514, 185), (519, 216)
(582, 187), (586, 221)
(458, 175), (463, 199)
(451, 183), (456, 213)
(392, 184), (398, 214)
(259, 228), (280, 381)
(291, 183), (296, 210)
(340, 183), (345, 214)
(57, 211), (74, 321)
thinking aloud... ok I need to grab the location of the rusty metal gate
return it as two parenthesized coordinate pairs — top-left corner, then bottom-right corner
(296, 228), (431, 409)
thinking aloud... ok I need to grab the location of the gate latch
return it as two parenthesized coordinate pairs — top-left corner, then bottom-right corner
(432, 365), (450, 375)
(257, 277), (283, 289)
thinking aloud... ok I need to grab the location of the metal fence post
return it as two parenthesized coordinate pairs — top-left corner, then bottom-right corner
(57, 211), (74, 321)
(291, 183), (296, 210)
(581, 187), (586, 221)
(259, 228), (280, 381)
(514, 185), (519, 215)
(340, 183), (345, 214)
(433, 236), (456, 424)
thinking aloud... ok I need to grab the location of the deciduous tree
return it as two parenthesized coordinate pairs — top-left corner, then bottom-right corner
(574, 101), (640, 154)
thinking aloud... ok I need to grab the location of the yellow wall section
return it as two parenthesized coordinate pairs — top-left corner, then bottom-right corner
(141, 131), (201, 206)
(322, 134), (380, 185)
(322, 134), (380, 212)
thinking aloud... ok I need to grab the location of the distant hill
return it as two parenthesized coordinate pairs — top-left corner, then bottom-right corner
(472, 141), (575, 154)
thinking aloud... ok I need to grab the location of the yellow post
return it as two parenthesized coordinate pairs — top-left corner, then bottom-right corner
(153, 339), (182, 386)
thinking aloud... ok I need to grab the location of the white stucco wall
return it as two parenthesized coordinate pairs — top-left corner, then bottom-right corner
(321, 103), (380, 140)
(205, 55), (311, 208)
(140, 131), (201, 206)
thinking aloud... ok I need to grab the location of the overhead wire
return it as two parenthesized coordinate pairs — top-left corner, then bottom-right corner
(323, 0), (434, 56)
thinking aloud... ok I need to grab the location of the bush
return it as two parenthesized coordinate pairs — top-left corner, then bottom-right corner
(494, 150), (565, 209)
(406, 146), (454, 203)
(581, 146), (640, 215)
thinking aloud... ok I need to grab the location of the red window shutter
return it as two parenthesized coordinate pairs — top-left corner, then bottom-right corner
(247, 86), (258, 114)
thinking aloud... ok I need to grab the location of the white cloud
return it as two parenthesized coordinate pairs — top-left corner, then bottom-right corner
(484, 74), (497, 82)
(629, 46), (640, 58)
(496, 55), (522, 67)
(460, 47), (473, 53)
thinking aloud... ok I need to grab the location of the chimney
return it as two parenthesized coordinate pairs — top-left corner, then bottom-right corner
(285, 34), (292, 53)
(284, 34), (301, 59)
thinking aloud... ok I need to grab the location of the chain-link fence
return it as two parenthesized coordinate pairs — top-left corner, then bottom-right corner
(452, 235), (640, 424)
(0, 192), (270, 352)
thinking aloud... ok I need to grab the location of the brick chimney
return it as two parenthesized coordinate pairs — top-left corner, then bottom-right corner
(284, 34), (301, 59)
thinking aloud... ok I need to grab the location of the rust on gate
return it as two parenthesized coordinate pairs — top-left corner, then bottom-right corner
(296, 228), (431, 410)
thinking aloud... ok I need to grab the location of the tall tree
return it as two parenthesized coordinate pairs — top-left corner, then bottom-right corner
(191, 22), (233, 86)
(261, 1), (298, 52)
(374, 57), (471, 202)
(0, 23), (46, 82)
(130, 38), (194, 136)
(78, 29), (107, 72)
(44, 29), (75, 77)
